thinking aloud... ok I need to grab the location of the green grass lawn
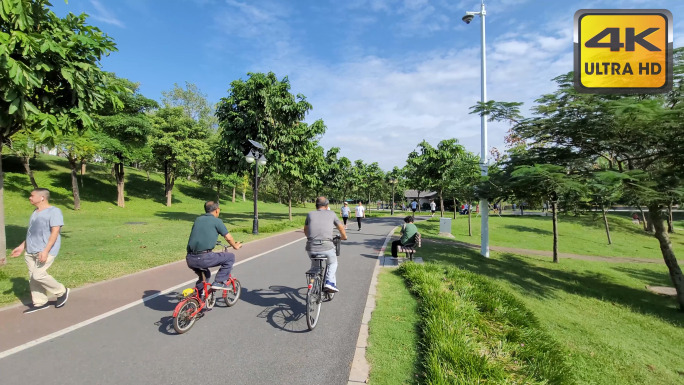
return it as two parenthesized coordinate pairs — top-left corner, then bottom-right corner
(367, 270), (420, 385)
(1, 155), (315, 306)
(370, 221), (683, 384)
(420, 212), (683, 260)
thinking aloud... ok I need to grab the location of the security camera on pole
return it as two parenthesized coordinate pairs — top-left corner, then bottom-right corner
(463, 0), (489, 258)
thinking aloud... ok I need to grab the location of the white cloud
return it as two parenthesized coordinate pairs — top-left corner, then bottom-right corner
(89, 0), (124, 28)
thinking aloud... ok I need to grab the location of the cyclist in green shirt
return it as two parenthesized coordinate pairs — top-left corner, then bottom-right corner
(391, 216), (418, 258)
(186, 201), (241, 292)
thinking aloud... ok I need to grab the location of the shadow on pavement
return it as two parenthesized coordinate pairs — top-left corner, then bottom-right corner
(240, 285), (310, 333)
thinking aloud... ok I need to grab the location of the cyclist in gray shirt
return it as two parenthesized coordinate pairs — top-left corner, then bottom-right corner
(304, 197), (347, 292)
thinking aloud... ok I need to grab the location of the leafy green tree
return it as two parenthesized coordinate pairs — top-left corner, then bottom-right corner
(480, 51), (684, 307)
(511, 164), (585, 262)
(446, 151), (480, 232)
(272, 120), (326, 220)
(95, 75), (158, 207)
(1, 0), (119, 262)
(404, 146), (432, 213)
(586, 171), (627, 244)
(6, 130), (40, 188)
(161, 82), (217, 131)
(150, 107), (210, 206)
(216, 72), (313, 176)
(58, 130), (98, 210)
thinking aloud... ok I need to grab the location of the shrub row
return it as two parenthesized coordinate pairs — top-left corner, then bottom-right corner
(398, 262), (573, 384)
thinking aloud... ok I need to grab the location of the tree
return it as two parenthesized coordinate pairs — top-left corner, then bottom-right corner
(162, 82), (217, 131)
(446, 151), (480, 233)
(418, 139), (467, 217)
(150, 107), (210, 206)
(511, 164), (585, 262)
(404, 146), (432, 214)
(6, 130), (40, 188)
(95, 75), (157, 207)
(479, 51), (684, 307)
(586, 171), (627, 245)
(1, 0), (119, 263)
(58, 130), (98, 210)
(272, 120), (326, 220)
(216, 72), (313, 178)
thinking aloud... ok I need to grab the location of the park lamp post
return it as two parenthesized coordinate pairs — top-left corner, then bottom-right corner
(245, 139), (267, 235)
(463, 0), (490, 258)
(389, 178), (398, 216)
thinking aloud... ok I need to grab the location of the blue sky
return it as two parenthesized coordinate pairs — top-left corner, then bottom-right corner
(50, 0), (684, 171)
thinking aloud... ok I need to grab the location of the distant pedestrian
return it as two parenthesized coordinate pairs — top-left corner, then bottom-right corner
(355, 201), (365, 231)
(410, 199), (418, 217)
(340, 202), (351, 230)
(11, 188), (70, 314)
(430, 200), (436, 217)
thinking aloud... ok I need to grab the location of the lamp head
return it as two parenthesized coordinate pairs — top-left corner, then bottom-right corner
(257, 155), (267, 166)
(462, 14), (475, 24)
(245, 150), (256, 163)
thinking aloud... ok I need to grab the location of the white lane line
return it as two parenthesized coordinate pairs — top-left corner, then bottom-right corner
(0, 237), (306, 360)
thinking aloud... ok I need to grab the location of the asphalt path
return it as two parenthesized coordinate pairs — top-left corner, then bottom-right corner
(0, 216), (399, 385)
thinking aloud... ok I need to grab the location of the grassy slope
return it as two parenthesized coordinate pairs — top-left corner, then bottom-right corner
(413, 225), (684, 385)
(1, 155), (314, 306)
(420, 213), (684, 260)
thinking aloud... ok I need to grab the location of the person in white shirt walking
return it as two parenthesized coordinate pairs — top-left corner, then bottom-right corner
(430, 200), (437, 217)
(340, 202), (351, 229)
(354, 201), (365, 231)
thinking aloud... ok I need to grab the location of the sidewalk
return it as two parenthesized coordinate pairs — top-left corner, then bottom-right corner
(0, 230), (305, 354)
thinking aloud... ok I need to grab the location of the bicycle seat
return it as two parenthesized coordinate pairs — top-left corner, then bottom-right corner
(310, 256), (328, 260)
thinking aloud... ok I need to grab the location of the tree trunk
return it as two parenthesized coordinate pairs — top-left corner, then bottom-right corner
(453, 198), (457, 219)
(0, 143), (6, 266)
(467, 201), (472, 236)
(638, 205), (648, 231)
(667, 201), (674, 233)
(232, 186), (236, 203)
(79, 161), (85, 188)
(602, 206), (611, 245)
(520, 203), (524, 216)
(439, 190), (444, 217)
(68, 158), (81, 210)
(648, 204), (684, 310)
(242, 189), (246, 202)
(288, 185), (293, 221)
(646, 211), (655, 233)
(164, 163), (174, 207)
(552, 199), (559, 263)
(114, 161), (125, 208)
(146, 170), (150, 181)
(21, 155), (38, 189)
(367, 192), (371, 214)
(216, 182), (221, 204)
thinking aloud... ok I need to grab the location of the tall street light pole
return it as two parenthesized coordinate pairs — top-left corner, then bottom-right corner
(463, 0), (489, 258)
(390, 178), (398, 216)
(245, 139), (267, 235)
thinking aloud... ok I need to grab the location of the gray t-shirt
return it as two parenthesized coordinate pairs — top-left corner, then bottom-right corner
(305, 209), (341, 252)
(26, 206), (64, 256)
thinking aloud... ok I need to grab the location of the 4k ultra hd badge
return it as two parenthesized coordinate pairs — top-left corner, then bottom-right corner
(574, 9), (673, 94)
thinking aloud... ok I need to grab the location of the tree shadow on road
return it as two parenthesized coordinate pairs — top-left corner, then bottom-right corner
(240, 285), (309, 333)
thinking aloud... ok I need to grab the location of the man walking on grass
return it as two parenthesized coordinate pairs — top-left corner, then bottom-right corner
(11, 188), (69, 314)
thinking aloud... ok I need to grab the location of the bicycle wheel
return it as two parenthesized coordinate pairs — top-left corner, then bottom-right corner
(173, 299), (200, 334)
(223, 279), (242, 307)
(306, 275), (323, 330)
